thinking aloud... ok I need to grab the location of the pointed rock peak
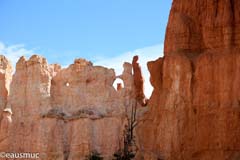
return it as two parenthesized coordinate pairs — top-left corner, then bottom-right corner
(132, 55), (147, 106)
(28, 54), (48, 65)
(132, 55), (139, 62)
(16, 55), (49, 70)
(16, 56), (27, 71)
(17, 56), (27, 64)
(123, 62), (132, 74)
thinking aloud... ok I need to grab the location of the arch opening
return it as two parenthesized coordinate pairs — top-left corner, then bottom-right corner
(113, 78), (124, 91)
(65, 82), (70, 87)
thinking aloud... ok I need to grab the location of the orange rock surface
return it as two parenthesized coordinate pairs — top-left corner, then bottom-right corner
(165, 0), (240, 55)
(132, 55), (147, 106)
(137, 0), (240, 160)
(1, 1), (240, 159)
(0, 55), (138, 160)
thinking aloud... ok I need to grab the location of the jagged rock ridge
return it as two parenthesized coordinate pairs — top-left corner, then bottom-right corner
(0, 55), (147, 160)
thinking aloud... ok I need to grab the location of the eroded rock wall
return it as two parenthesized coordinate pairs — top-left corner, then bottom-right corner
(6, 55), (59, 156)
(137, 0), (240, 160)
(49, 59), (127, 159)
(0, 55), (138, 160)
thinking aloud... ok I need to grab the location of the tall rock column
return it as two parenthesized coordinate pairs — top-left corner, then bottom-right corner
(132, 56), (147, 106)
(5, 55), (60, 158)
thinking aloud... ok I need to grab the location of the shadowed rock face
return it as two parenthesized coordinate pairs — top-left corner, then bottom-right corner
(0, 55), (142, 160)
(137, 0), (240, 160)
(132, 56), (147, 106)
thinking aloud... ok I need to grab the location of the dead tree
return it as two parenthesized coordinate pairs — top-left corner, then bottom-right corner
(113, 100), (138, 160)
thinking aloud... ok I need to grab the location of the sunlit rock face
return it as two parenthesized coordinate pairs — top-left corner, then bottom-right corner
(5, 55), (58, 157)
(0, 55), (12, 116)
(137, 0), (240, 160)
(0, 55), (139, 160)
(164, 0), (240, 55)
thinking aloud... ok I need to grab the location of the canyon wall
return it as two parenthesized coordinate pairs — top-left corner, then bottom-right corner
(137, 0), (240, 160)
(1, 1), (240, 160)
(0, 55), (143, 160)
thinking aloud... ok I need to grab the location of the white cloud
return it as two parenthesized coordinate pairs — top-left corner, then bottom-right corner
(94, 44), (164, 98)
(0, 42), (34, 67)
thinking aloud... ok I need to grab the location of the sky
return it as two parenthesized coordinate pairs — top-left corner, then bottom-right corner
(0, 0), (172, 97)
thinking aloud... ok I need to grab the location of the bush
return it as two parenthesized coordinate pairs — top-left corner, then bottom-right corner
(85, 151), (103, 160)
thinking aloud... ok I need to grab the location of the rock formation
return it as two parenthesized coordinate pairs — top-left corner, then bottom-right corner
(1, 1), (240, 159)
(132, 56), (147, 106)
(6, 55), (58, 158)
(137, 0), (240, 160)
(0, 55), (142, 160)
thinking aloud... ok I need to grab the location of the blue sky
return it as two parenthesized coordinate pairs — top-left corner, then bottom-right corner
(0, 0), (172, 97)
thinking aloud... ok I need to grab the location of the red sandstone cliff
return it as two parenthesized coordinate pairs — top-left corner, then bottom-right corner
(137, 0), (240, 160)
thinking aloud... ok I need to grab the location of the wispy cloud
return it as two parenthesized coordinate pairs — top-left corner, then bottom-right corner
(0, 42), (34, 66)
(94, 44), (163, 98)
